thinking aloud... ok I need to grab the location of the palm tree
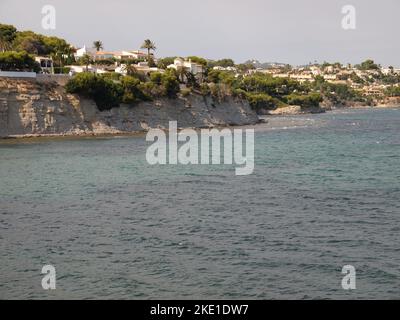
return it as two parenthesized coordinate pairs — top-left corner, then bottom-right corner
(80, 54), (92, 72)
(141, 39), (156, 61)
(93, 40), (103, 52)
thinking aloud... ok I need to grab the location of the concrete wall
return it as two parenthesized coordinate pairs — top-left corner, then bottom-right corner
(0, 71), (36, 78)
(36, 74), (71, 86)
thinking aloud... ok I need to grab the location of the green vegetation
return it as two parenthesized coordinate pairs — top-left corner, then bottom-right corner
(148, 70), (180, 97)
(201, 69), (321, 110)
(2, 22), (398, 112)
(236, 63), (255, 73)
(244, 92), (279, 111)
(284, 93), (323, 108)
(157, 56), (176, 69)
(0, 23), (74, 72)
(375, 73), (400, 85)
(207, 58), (235, 68)
(65, 69), (180, 110)
(0, 51), (40, 72)
(310, 75), (366, 104)
(79, 54), (93, 72)
(355, 59), (380, 71)
(0, 24), (17, 51)
(94, 58), (115, 66)
(385, 86), (400, 97)
(186, 56), (207, 67)
(199, 69), (326, 110)
(93, 40), (103, 52)
(65, 73), (122, 110)
(120, 76), (148, 103)
(141, 39), (156, 61)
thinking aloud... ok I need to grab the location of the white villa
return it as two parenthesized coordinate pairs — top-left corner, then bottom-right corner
(74, 45), (96, 59)
(213, 66), (237, 72)
(74, 46), (149, 61)
(115, 61), (162, 75)
(167, 58), (204, 75)
(35, 56), (54, 74)
(94, 50), (149, 61)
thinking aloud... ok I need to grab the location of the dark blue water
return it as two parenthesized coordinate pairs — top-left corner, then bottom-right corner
(0, 108), (399, 299)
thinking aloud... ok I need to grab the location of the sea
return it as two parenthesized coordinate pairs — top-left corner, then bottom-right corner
(0, 107), (399, 299)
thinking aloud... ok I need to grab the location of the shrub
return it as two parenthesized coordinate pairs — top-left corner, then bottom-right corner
(149, 72), (163, 85)
(200, 83), (210, 96)
(148, 70), (180, 97)
(161, 72), (180, 97)
(206, 69), (236, 85)
(186, 56), (207, 67)
(232, 88), (247, 99)
(120, 75), (148, 103)
(65, 73), (122, 110)
(139, 81), (160, 99)
(95, 59), (115, 66)
(245, 92), (277, 111)
(0, 50), (40, 72)
(208, 58), (235, 68)
(386, 85), (400, 97)
(101, 72), (122, 81)
(181, 88), (191, 97)
(157, 57), (176, 69)
(285, 92), (322, 108)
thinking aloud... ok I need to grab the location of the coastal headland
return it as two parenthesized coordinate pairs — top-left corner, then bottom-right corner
(0, 78), (259, 138)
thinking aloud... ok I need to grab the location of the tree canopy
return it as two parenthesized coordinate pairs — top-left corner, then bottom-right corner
(0, 51), (40, 72)
(0, 23), (17, 51)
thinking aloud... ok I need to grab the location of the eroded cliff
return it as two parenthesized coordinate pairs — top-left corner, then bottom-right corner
(0, 78), (259, 137)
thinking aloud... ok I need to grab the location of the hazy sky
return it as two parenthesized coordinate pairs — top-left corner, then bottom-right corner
(0, 0), (399, 66)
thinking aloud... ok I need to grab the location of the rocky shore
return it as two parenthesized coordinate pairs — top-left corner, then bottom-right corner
(0, 78), (259, 138)
(1, 78), (398, 138)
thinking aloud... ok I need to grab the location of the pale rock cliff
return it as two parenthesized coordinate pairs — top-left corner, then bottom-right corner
(0, 78), (259, 138)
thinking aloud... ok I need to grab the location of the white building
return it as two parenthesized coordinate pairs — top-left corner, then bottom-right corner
(94, 50), (149, 61)
(310, 66), (322, 76)
(94, 51), (115, 60)
(75, 45), (150, 60)
(121, 50), (149, 60)
(213, 66), (237, 72)
(35, 56), (54, 74)
(115, 62), (161, 75)
(167, 58), (204, 75)
(67, 65), (94, 74)
(381, 67), (400, 75)
(74, 45), (96, 59)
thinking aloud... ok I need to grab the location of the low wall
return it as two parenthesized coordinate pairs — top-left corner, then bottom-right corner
(0, 71), (36, 78)
(36, 74), (71, 86)
(0, 72), (71, 86)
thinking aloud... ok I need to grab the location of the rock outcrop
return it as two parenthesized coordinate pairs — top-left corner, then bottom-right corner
(263, 105), (325, 115)
(0, 78), (259, 138)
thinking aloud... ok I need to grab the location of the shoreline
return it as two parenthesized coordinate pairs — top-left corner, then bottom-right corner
(0, 121), (262, 141)
(1, 105), (399, 141)
(1, 78), (399, 140)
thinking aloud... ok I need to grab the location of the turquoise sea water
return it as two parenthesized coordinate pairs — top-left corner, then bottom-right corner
(0, 107), (399, 299)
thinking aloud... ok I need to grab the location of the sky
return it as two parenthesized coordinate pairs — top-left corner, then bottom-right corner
(0, 0), (399, 66)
